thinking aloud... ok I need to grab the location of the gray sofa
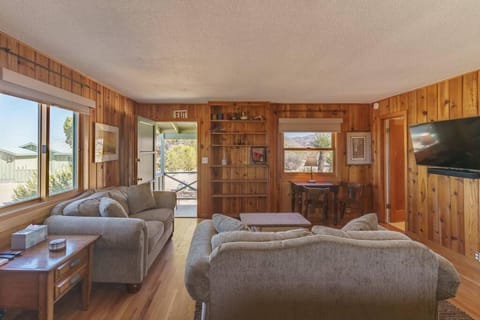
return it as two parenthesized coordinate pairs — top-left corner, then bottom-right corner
(44, 183), (176, 291)
(185, 214), (460, 320)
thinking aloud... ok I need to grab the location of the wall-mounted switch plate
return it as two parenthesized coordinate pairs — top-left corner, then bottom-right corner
(201, 157), (208, 164)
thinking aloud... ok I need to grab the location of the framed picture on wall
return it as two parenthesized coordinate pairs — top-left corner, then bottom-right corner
(94, 123), (119, 162)
(250, 146), (267, 164)
(346, 132), (372, 165)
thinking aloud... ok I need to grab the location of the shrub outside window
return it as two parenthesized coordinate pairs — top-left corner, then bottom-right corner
(283, 132), (335, 173)
(49, 106), (77, 196)
(0, 94), (78, 208)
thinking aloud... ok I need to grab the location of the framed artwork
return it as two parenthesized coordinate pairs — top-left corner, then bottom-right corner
(250, 146), (267, 164)
(346, 132), (372, 165)
(95, 123), (119, 162)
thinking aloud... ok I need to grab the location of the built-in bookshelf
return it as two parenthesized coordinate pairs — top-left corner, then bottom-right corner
(209, 102), (270, 217)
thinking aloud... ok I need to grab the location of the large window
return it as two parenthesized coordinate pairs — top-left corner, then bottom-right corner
(49, 106), (77, 196)
(283, 132), (335, 173)
(0, 94), (78, 208)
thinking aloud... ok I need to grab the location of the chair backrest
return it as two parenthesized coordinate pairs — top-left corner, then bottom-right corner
(304, 187), (330, 202)
(340, 182), (364, 201)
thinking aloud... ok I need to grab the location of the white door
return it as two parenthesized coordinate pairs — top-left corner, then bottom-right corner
(137, 118), (156, 186)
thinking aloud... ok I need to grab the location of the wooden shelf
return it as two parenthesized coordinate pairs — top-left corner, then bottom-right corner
(211, 131), (266, 135)
(212, 194), (268, 198)
(211, 179), (268, 183)
(211, 120), (265, 123)
(210, 164), (268, 168)
(209, 102), (270, 216)
(211, 144), (267, 147)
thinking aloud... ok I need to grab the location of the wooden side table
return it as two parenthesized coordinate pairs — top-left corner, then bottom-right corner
(0, 235), (99, 320)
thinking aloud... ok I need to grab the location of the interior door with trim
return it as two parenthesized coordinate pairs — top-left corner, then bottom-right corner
(385, 117), (406, 223)
(137, 117), (156, 187)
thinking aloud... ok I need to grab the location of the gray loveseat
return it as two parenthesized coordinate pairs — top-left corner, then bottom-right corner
(185, 214), (460, 320)
(45, 183), (176, 291)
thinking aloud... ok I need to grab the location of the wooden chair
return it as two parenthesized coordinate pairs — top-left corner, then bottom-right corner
(292, 184), (304, 215)
(337, 182), (364, 223)
(303, 187), (330, 223)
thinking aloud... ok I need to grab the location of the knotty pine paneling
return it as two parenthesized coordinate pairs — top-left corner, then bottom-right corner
(272, 103), (372, 213)
(372, 70), (480, 312)
(136, 103), (210, 218)
(0, 31), (136, 248)
(136, 103), (372, 217)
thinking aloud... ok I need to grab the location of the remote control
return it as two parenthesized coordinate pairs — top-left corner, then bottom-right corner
(0, 251), (22, 256)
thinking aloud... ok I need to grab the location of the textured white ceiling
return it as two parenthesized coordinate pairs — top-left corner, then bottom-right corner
(1, 0), (480, 103)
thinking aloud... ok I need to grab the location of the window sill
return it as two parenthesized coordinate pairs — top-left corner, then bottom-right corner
(0, 190), (83, 221)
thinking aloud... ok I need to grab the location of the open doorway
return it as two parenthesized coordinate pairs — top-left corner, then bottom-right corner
(156, 122), (197, 218)
(383, 116), (406, 230)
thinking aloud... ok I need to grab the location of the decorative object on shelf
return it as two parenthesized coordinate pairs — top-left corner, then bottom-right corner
(253, 115), (265, 120)
(250, 146), (267, 164)
(240, 111), (248, 120)
(231, 112), (238, 120)
(95, 123), (119, 162)
(304, 155), (318, 183)
(346, 132), (372, 165)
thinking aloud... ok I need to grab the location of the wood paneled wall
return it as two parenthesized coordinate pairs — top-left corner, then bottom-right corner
(0, 31), (136, 248)
(272, 103), (372, 212)
(136, 103), (210, 218)
(136, 102), (372, 216)
(372, 71), (480, 317)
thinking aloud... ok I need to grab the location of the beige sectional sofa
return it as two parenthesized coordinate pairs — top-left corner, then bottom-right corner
(185, 214), (460, 320)
(45, 183), (176, 291)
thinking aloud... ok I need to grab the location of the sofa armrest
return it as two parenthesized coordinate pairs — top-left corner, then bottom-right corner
(153, 191), (177, 209)
(185, 220), (216, 302)
(44, 215), (147, 250)
(434, 253), (461, 300)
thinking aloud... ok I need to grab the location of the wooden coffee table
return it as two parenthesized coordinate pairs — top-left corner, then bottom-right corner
(0, 235), (99, 320)
(240, 212), (312, 231)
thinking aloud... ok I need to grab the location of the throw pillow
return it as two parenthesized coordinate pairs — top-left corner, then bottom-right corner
(127, 182), (156, 215)
(212, 213), (248, 233)
(341, 213), (378, 231)
(312, 225), (410, 240)
(311, 225), (347, 237)
(99, 197), (128, 218)
(211, 228), (312, 250)
(63, 191), (109, 216)
(345, 230), (410, 241)
(108, 189), (130, 214)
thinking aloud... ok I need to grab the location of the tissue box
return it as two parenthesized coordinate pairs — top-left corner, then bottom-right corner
(11, 225), (48, 250)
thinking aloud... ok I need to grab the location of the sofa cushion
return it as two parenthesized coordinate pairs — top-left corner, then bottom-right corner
(145, 221), (165, 253)
(99, 197), (128, 218)
(107, 189), (130, 214)
(341, 213), (378, 231)
(127, 182), (156, 214)
(62, 191), (109, 216)
(312, 225), (410, 240)
(211, 228), (312, 250)
(130, 208), (173, 224)
(212, 213), (248, 233)
(50, 190), (94, 215)
(435, 253), (461, 300)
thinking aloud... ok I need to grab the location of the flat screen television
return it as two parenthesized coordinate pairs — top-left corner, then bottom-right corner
(409, 116), (480, 172)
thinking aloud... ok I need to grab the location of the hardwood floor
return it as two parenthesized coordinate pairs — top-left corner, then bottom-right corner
(5, 216), (478, 320)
